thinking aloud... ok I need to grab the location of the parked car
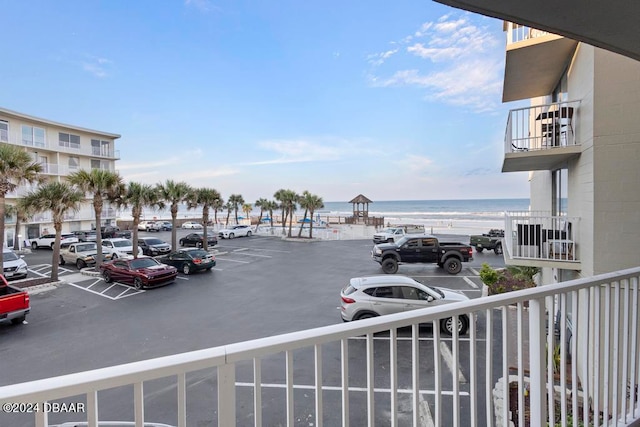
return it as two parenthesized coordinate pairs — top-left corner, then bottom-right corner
(31, 233), (79, 250)
(2, 248), (28, 280)
(144, 221), (162, 232)
(340, 275), (470, 335)
(372, 225), (426, 244)
(72, 230), (98, 242)
(179, 232), (217, 248)
(101, 238), (142, 259)
(182, 221), (203, 229)
(157, 248), (216, 275)
(371, 235), (473, 275)
(470, 229), (504, 255)
(59, 242), (111, 269)
(218, 224), (253, 239)
(137, 221), (150, 231)
(100, 225), (121, 239)
(99, 257), (178, 290)
(0, 273), (30, 325)
(138, 237), (171, 256)
(160, 221), (173, 231)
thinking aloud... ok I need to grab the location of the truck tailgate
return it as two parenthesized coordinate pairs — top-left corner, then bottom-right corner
(0, 292), (30, 316)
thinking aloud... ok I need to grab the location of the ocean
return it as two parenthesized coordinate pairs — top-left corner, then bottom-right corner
(128, 198), (530, 236)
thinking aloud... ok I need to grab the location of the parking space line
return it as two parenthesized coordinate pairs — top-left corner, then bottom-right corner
(65, 282), (118, 300)
(463, 277), (478, 289)
(468, 267), (480, 275)
(220, 245), (290, 253)
(214, 258), (250, 263)
(85, 279), (102, 289)
(233, 248), (249, 252)
(231, 252), (272, 258)
(176, 276), (189, 281)
(234, 382), (470, 397)
(439, 341), (467, 383)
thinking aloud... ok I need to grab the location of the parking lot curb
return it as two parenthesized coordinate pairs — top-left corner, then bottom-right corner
(80, 268), (102, 277)
(26, 280), (65, 295)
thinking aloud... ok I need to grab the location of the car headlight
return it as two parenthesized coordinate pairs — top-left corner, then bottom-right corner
(374, 248), (382, 255)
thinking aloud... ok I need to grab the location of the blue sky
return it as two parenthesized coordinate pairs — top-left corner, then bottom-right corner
(2, 0), (529, 203)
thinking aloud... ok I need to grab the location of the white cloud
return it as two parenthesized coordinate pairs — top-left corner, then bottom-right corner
(367, 49), (399, 67)
(82, 57), (113, 78)
(184, 0), (218, 13)
(366, 13), (504, 112)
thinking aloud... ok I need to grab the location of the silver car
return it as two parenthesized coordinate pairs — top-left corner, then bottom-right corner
(2, 248), (28, 280)
(340, 275), (470, 335)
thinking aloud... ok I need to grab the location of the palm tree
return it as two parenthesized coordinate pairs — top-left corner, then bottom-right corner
(300, 192), (324, 239)
(228, 194), (244, 224)
(212, 197), (224, 229)
(157, 180), (192, 250)
(254, 198), (269, 231)
(224, 201), (233, 226)
(67, 169), (123, 268)
(264, 200), (279, 231)
(242, 203), (253, 225)
(119, 182), (162, 257)
(274, 189), (288, 234)
(188, 188), (221, 251)
(0, 144), (42, 266)
(297, 191), (312, 238)
(280, 189), (299, 238)
(23, 182), (83, 281)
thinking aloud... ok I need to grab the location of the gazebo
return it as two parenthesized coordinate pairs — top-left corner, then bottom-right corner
(349, 194), (372, 220)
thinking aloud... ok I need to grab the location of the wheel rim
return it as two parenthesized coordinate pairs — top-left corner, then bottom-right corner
(77, 260), (85, 269)
(112, 254), (118, 260)
(32, 242), (37, 249)
(103, 272), (111, 282)
(445, 317), (461, 333)
(183, 264), (190, 275)
(247, 231), (251, 237)
(447, 260), (460, 273)
(229, 233), (235, 239)
(134, 278), (143, 290)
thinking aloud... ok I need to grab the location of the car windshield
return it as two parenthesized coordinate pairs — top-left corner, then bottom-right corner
(3, 252), (19, 261)
(145, 239), (164, 245)
(113, 240), (132, 247)
(395, 236), (411, 246)
(185, 249), (208, 258)
(77, 244), (97, 252)
(130, 258), (160, 269)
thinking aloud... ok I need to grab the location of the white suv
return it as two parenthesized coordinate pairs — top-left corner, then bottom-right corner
(101, 238), (142, 259)
(31, 233), (79, 250)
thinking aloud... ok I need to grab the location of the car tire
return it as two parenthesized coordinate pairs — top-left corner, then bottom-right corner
(76, 259), (86, 269)
(50, 243), (55, 250)
(59, 255), (65, 266)
(103, 271), (112, 283)
(133, 277), (143, 290)
(441, 315), (469, 336)
(10, 315), (26, 325)
(246, 231), (252, 237)
(381, 258), (398, 274)
(179, 239), (185, 247)
(494, 243), (503, 255)
(31, 242), (38, 250)
(386, 238), (394, 243)
(356, 312), (378, 320)
(476, 247), (484, 253)
(111, 254), (118, 260)
(444, 258), (462, 275)
(197, 242), (203, 249)
(182, 263), (191, 275)
(229, 233), (235, 239)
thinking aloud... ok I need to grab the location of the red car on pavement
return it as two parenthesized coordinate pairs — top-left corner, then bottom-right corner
(99, 257), (178, 290)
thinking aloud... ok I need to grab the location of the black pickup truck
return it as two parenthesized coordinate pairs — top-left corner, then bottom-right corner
(371, 235), (473, 275)
(470, 229), (504, 255)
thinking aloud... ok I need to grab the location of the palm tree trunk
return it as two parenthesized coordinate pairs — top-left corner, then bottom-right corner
(0, 194), (6, 267)
(94, 199), (104, 269)
(297, 208), (308, 237)
(132, 206), (141, 258)
(255, 209), (263, 232)
(309, 209), (315, 239)
(13, 218), (22, 250)
(225, 210), (231, 226)
(171, 203), (178, 250)
(287, 206), (294, 237)
(281, 208), (287, 234)
(202, 207), (210, 250)
(51, 221), (62, 281)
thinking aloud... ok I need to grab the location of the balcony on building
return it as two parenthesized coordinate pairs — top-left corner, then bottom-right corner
(503, 100), (581, 172)
(504, 211), (581, 270)
(502, 22), (579, 103)
(1, 130), (120, 159)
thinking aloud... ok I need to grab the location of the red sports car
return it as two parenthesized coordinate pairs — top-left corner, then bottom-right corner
(99, 256), (178, 289)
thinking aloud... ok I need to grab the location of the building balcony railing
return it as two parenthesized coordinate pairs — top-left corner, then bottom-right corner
(1, 131), (120, 159)
(503, 101), (582, 172)
(505, 22), (549, 45)
(504, 211), (581, 269)
(3, 267), (640, 427)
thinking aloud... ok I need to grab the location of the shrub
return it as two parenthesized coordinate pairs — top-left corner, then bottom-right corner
(480, 263), (537, 295)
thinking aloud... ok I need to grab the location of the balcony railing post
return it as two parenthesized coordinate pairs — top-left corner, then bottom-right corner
(529, 296), (547, 425)
(217, 364), (236, 426)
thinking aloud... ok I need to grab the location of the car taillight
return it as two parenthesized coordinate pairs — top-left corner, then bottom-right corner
(193, 259), (202, 264)
(341, 296), (355, 304)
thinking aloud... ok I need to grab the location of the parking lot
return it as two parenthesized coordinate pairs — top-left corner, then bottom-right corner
(0, 230), (506, 426)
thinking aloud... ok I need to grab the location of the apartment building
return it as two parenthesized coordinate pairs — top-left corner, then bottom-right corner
(500, 23), (640, 283)
(0, 107), (121, 246)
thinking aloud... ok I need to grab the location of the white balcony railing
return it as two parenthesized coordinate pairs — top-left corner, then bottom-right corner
(505, 101), (580, 153)
(505, 211), (580, 263)
(2, 268), (640, 427)
(505, 22), (550, 44)
(2, 131), (119, 159)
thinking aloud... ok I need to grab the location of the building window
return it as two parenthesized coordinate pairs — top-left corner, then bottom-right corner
(91, 139), (112, 156)
(22, 125), (46, 147)
(91, 159), (110, 170)
(0, 120), (8, 142)
(59, 132), (81, 149)
(68, 157), (80, 171)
